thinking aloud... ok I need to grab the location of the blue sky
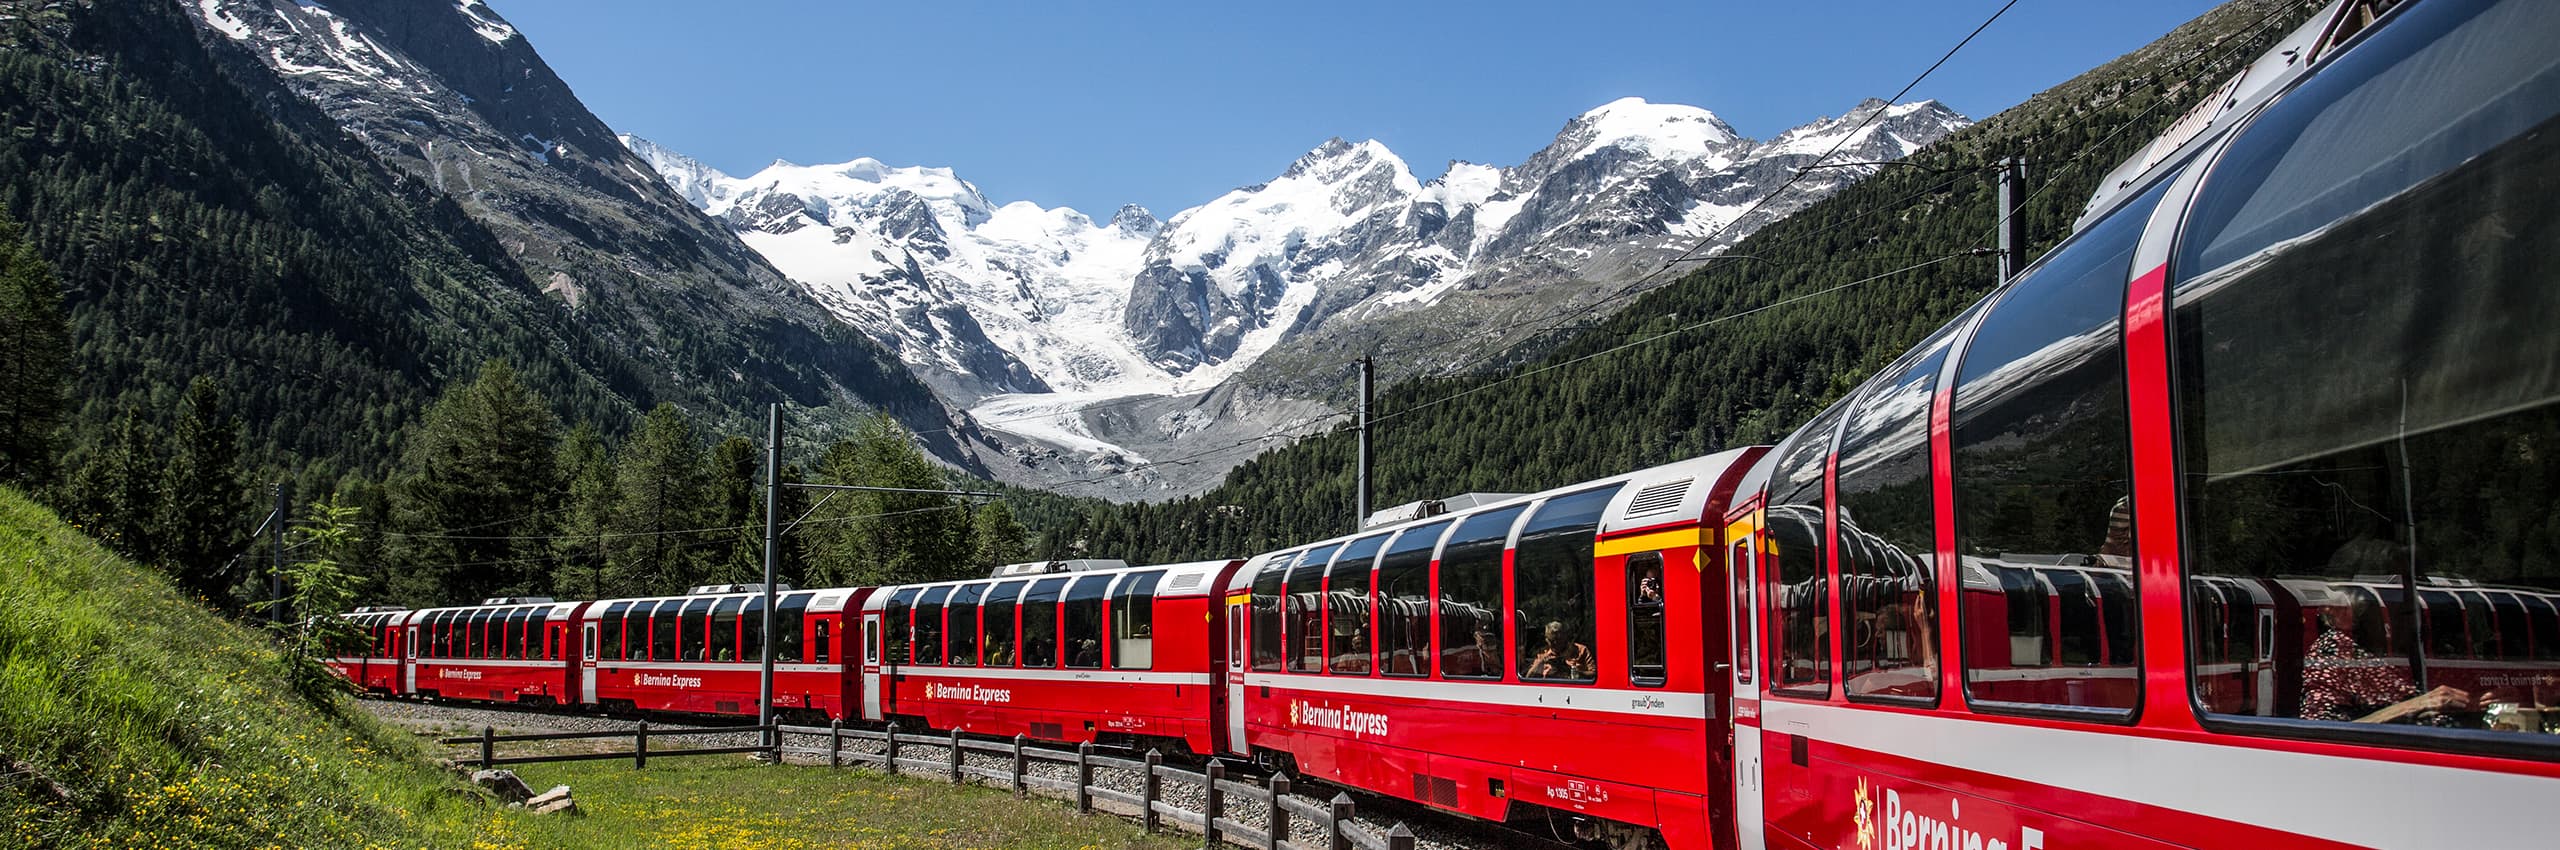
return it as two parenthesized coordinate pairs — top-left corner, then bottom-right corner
(500, 0), (2224, 218)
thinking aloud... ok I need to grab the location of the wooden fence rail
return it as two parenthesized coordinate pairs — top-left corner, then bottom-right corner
(443, 720), (1413, 850)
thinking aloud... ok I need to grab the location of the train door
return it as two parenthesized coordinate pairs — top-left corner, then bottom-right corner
(580, 621), (599, 703)
(1224, 594), (1248, 754)
(861, 611), (886, 721)
(403, 623), (418, 694)
(1723, 511), (1766, 850)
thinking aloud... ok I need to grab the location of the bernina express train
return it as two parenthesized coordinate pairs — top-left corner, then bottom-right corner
(331, 1), (2560, 846)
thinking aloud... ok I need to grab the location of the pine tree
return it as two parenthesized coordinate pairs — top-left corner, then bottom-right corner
(807, 414), (968, 586)
(605, 403), (709, 594)
(162, 376), (253, 607)
(549, 422), (615, 600)
(387, 361), (560, 603)
(67, 409), (166, 567)
(705, 435), (763, 585)
(0, 217), (70, 488)
(969, 501), (1029, 570)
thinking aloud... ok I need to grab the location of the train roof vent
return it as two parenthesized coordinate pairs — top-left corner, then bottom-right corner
(687, 583), (791, 595)
(479, 597), (554, 605)
(1168, 574), (1205, 590)
(350, 605), (409, 614)
(990, 559), (1130, 578)
(1624, 478), (1694, 518)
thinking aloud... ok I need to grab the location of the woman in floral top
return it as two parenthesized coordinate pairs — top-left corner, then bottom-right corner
(2299, 606), (2484, 726)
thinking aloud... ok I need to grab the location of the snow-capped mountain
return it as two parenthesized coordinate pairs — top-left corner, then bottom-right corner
(632, 96), (1963, 497)
(636, 96), (1966, 401)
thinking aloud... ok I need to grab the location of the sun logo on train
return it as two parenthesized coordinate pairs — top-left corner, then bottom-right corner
(1288, 699), (1302, 725)
(1853, 776), (1876, 850)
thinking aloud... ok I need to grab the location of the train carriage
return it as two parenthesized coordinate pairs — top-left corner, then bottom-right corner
(1727, 1), (2560, 848)
(403, 598), (581, 706)
(578, 585), (859, 720)
(857, 559), (1245, 754)
(1223, 449), (1764, 850)
(325, 607), (411, 695)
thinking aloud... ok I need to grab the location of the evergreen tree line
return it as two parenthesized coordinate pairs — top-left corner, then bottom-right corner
(346, 360), (1032, 608)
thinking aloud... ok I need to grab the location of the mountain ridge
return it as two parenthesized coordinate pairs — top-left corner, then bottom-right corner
(631, 95), (1967, 498)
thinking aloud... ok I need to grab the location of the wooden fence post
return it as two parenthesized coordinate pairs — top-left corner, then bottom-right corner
(1203, 759), (1226, 850)
(478, 726), (493, 770)
(829, 719), (843, 769)
(948, 729), (964, 784)
(1075, 741), (1095, 813)
(1267, 773), (1291, 850)
(1011, 734), (1028, 798)
(767, 723), (782, 764)
(1141, 749), (1163, 833)
(885, 721), (901, 776)
(1328, 793), (1355, 850)
(1386, 823), (1415, 850)
(634, 720), (649, 769)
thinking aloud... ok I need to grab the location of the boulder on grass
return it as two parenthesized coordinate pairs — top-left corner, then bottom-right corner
(528, 785), (580, 816)
(470, 769), (534, 804)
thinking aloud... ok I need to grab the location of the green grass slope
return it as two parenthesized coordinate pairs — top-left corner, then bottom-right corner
(0, 485), (482, 848)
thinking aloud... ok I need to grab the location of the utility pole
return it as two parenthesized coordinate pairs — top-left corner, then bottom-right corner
(1355, 356), (1373, 533)
(1997, 156), (2030, 282)
(759, 403), (781, 745)
(268, 482), (289, 623)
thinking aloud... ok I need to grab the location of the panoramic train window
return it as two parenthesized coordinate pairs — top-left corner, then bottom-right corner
(710, 598), (742, 662)
(775, 593), (811, 663)
(1628, 552), (1668, 685)
(949, 584), (985, 667)
(600, 603), (628, 661)
(1950, 178), (2163, 716)
(1767, 401), (1846, 697)
(1378, 522), (1450, 677)
(520, 609), (541, 660)
(1063, 575), (1111, 669)
(884, 588), (918, 666)
(984, 580), (1025, 666)
(1516, 486), (1622, 684)
(1112, 570), (1164, 670)
(1439, 506), (1526, 680)
(2171, 0), (2560, 751)
(1328, 536), (1387, 674)
(481, 609), (503, 660)
(1252, 555), (1294, 672)
(740, 596), (765, 661)
(651, 601), (679, 661)
(680, 598), (715, 661)
(1285, 545), (1340, 673)
(1020, 577), (1067, 667)
(1836, 319), (1965, 702)
(499, 609), (522, 659)
(626, 605), (654, 661)
(915, 587), (951, 666)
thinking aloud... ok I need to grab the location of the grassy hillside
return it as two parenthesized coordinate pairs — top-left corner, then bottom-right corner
(0, 484), (490, 848)
(0, 485), (1194, 849)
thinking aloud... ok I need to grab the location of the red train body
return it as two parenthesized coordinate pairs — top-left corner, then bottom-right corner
(856, 559), (1242, 754)
(332, 2), (2560, 846)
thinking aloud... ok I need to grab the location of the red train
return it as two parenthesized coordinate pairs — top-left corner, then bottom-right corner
(331, 1), (2560, 846)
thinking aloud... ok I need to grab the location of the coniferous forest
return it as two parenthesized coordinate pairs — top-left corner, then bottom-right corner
(0, 0), (2317, 612)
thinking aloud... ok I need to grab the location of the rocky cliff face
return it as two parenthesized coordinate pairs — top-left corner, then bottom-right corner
(183, 0), (963, 461)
